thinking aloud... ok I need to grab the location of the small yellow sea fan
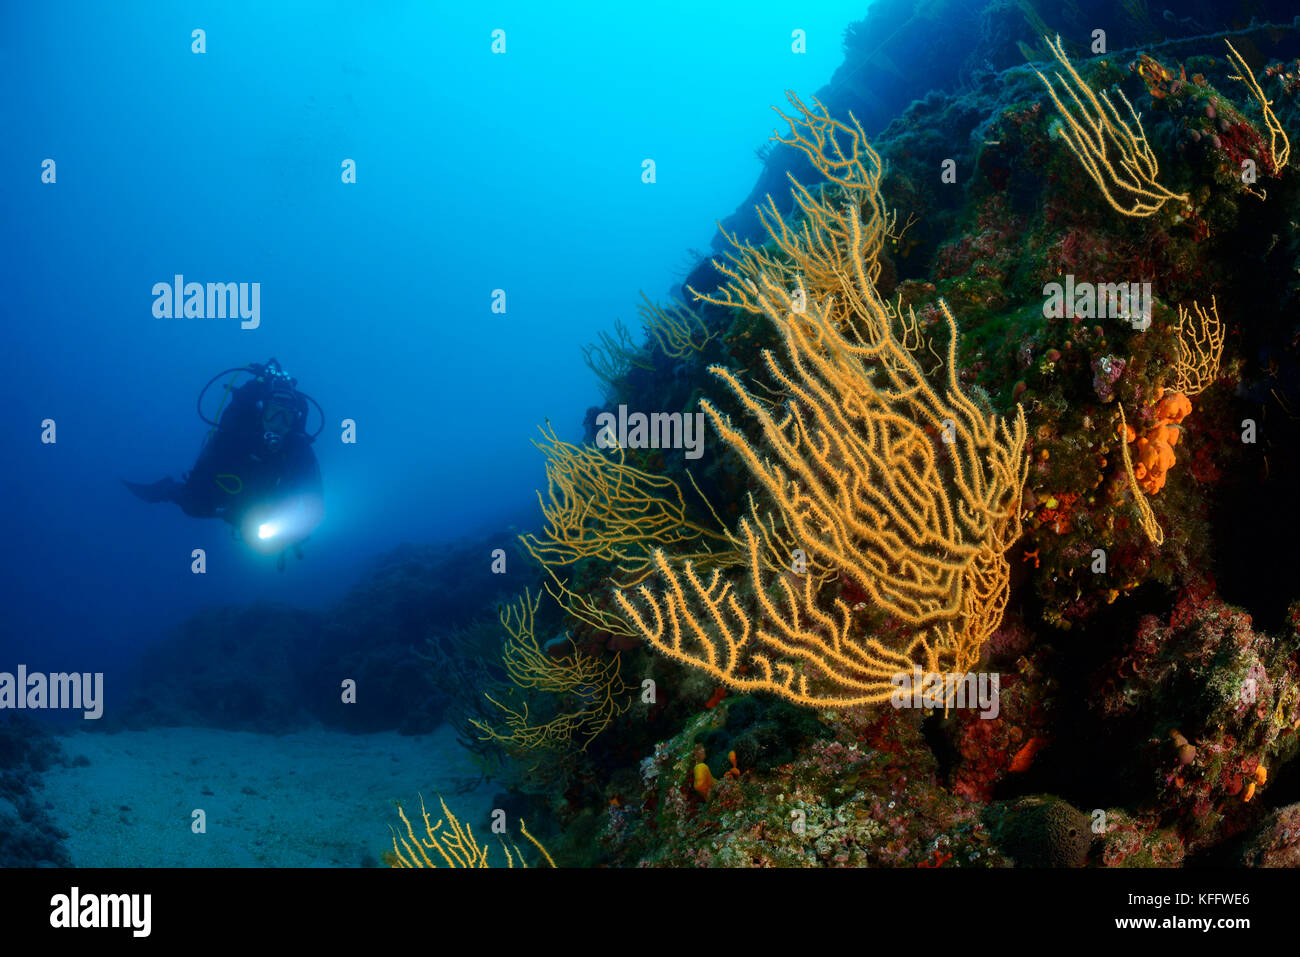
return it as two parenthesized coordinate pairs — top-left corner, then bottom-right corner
(1034, 35), (1188, 217)
(386, 793), (556, 868)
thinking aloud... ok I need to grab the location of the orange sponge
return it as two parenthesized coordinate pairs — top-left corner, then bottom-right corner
(1128, 390), (1191, 494)
(692, 762), (715, 799)
(1152, 390), (1191, 424)
(1134, 435), (1177, 493)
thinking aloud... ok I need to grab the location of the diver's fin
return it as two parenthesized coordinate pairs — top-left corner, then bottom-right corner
(121, 477), (180, 503)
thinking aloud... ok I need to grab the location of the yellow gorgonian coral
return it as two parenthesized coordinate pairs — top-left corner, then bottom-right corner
(1174, 296), (1224, 397)
(1225, 39), (1290, 171)
(518, 424), (734, 584)
(694, 92), (898, 330)
(1111, 296), (1222, 547)
(615, 95), (1028, 707)
(582, 319), (652, 396)
(1034, 34), (1188, 217)
(387, 793), (555, 868)
(1116, 404), (1164, 546)
(617, 282), (1027, 705)
(468, 589), (631, 752)
(619, 519), (942, 707)
(639, 293), (718, 358)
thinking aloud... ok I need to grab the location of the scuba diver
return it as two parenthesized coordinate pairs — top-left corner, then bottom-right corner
(124, 358), (325, 568)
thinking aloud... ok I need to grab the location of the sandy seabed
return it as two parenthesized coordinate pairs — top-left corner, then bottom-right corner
(41, 723), (495, 867)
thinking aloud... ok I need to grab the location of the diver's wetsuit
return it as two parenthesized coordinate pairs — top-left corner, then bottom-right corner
(174, 380), (320, 522)
(125, 372), (321, 529)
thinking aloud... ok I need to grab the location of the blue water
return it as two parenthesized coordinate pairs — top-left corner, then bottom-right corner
(1, 1), (870, 686)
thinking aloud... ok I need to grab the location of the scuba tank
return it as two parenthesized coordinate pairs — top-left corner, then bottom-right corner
(195, 359), (326, 560)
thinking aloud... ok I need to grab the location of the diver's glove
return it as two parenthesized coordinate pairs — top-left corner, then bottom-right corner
(121, 477), (182, 503)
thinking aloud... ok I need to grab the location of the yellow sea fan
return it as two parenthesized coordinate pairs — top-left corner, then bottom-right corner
(386, 793), (556, 868)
